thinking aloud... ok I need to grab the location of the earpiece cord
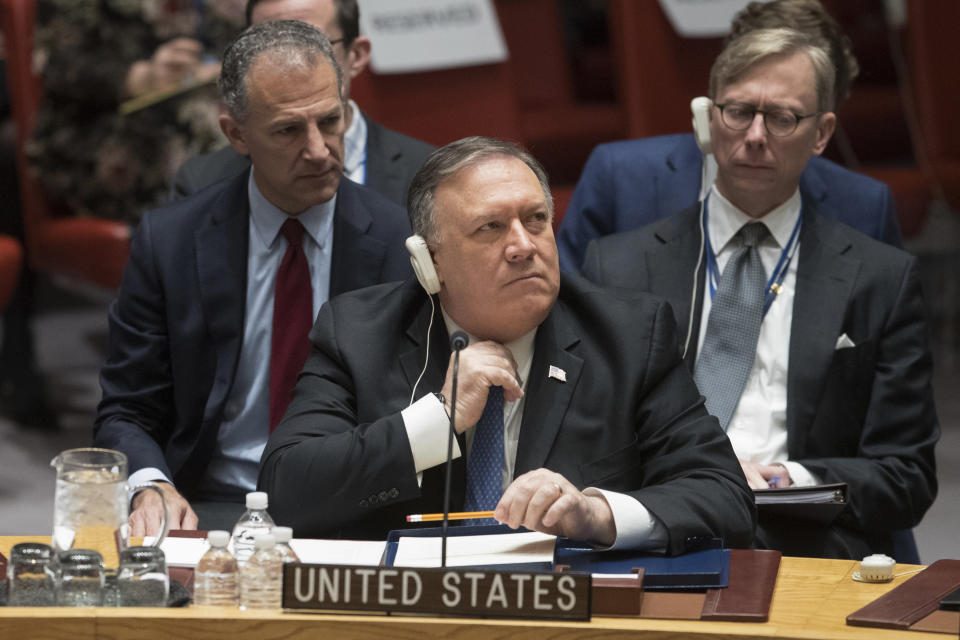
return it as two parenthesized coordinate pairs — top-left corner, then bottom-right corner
(682, 185), (708, 361)
(408, 292), (436, 406)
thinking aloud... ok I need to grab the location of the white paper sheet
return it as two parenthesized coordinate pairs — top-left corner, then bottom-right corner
(150, 536), (386, 568)
(393, 531), (556, 568)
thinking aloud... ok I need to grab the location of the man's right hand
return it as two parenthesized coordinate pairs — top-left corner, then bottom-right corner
(440, 341), (523, 431)
(129, 482), (199, 537)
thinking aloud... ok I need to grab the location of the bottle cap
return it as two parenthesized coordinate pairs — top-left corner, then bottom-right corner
(253, 533), (276, 550)
(246, 491), (269, 509)
(207, 530), (230, 547)
(272, 526), (293, 543)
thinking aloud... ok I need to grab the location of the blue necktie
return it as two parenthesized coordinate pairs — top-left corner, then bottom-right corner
(463, 386), (504, 523)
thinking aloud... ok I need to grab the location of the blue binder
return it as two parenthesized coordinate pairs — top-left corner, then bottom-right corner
(384, 524), (729, 589)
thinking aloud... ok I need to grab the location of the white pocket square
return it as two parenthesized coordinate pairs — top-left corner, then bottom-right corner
(835, 333), (856, 350)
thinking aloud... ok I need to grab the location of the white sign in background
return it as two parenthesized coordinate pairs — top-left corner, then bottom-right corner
(657, 0), (757, 38)
(359, 0), (508, 74)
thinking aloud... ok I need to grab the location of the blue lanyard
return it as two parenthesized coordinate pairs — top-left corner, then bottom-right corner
(703, 198), (802, 318)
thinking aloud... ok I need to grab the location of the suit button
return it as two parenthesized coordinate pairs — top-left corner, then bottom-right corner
(359, 499), (368, 508)
(379, 491), (389, 502)
(389, 488), (399, 498)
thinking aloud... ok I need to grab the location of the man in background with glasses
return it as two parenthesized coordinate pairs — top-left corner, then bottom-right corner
(581, 28), (938, 560)
(557, 0), (903, 274)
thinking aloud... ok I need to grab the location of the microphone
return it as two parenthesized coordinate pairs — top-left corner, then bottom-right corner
(450, 331), (468, 351)
(441, 331), (469, 567)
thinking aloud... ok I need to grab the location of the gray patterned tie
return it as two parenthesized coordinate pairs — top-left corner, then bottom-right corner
(694, 222), (770, 429)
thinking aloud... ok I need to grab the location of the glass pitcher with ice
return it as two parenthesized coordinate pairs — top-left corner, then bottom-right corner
(51, 448), (168, 569)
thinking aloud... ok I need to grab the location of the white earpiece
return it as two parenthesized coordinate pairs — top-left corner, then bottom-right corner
(405, 235), (440, 295)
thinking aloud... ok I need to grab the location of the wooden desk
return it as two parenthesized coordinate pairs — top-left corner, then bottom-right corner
(0, 537), (942, 639)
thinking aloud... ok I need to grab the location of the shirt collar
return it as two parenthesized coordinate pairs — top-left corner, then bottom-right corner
(707, 187), (801, 252)
(440, 308), (537, 388)
(247, 170), (337, 250)
(343, 99), (367, 178)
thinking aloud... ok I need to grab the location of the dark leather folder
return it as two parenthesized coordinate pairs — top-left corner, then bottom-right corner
(847, 559), (960, 632)
(753, 482), (847, 524)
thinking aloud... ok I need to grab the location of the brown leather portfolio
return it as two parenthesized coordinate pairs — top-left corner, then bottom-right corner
(634, 549), (781, 622)
(847, 559), (960, 632)
(701, 548), (782, 622)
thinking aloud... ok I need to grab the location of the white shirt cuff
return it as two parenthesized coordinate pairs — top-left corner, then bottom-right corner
(401, 394), (462, 480)
(778, 460), (820, 487)
(128, 467), (172, 489)
(584, 487), (668, 552)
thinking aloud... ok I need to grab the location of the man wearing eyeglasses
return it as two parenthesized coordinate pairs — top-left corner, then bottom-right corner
(171, 0), (435, 205)
(556, 0), (903, 274)
(581, 28), (938, 560)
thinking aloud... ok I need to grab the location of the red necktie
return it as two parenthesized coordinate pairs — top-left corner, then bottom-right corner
(269, 219), (312, 432)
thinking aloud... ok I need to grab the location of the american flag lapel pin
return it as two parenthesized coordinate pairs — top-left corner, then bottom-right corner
(548, 365), (567, 382)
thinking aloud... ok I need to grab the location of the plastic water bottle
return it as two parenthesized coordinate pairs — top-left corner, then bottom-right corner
(239, 533), (283, 610)
(231, 491), (275, 565)
(193, 530), (239, 607)
(272, 526), (300, 564)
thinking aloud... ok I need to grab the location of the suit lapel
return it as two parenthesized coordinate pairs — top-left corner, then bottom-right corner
(329, 179), (386, 296)
(397, 289), (467, 506)
(364, 118), (404, 202)
(642, 206), (706, 368)
(399, 292), (449, 399)
(194, 172), (250, 424)
(786, 206), (860, 454)
(514, 304), (584, 475)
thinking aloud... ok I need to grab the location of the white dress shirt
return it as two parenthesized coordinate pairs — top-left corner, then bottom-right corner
(696, 187), (818, 486)
(399, 309), (668, 551)
(342, 99), (367, 186)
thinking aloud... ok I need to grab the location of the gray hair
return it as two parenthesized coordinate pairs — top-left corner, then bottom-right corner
(219, 20), (343, 121)
(407, 136), (553, 244)
(709, 27), (836, 113)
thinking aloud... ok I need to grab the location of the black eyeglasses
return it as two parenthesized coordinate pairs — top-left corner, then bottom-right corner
(328, 37), (346, 47)
(715, 102), (821, 137)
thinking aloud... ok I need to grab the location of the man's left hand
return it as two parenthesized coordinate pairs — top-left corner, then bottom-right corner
(494, 468), (616, 546)
(739, 459), (791, 489)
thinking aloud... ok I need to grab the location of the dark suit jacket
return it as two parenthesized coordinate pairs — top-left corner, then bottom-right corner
(170, 115), (435, 206)
(582, 205), (938, 558)
(259, 276), (756, 553)
(558, 133), (903, 273)
(94, 170), (413, 498)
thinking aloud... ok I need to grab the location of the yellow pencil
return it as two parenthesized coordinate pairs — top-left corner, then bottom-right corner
(406, 511), (496, 522)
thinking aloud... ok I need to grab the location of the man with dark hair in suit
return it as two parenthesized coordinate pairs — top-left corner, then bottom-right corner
(557, 0), (902, 273)
(260, 136), (755, 550)
(171, 0), (435, 205)
(96, 20), (412, 535)
(583, 28), (938, 559)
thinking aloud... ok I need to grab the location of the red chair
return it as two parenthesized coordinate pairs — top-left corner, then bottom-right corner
(0, 235), (23, 309)
(2, 0), (130, 289)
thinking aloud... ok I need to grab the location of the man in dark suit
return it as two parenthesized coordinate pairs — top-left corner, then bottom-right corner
(582, 29), (938, 559)
(171, 0), (434, 205)
(260, 137), (755, 550)
(96, 21), (411, 535)
(557, 0), (902, 273)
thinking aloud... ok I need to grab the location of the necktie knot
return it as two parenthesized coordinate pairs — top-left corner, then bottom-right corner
(280, 218), (305, 248)
(738, 222), (769, 248)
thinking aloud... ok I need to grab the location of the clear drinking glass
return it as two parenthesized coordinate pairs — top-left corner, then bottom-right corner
(117, 546), (169, 607)
(50, 448), (168, 570)
(7, 542), (57, 606)
(57, 549), (105, 606)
